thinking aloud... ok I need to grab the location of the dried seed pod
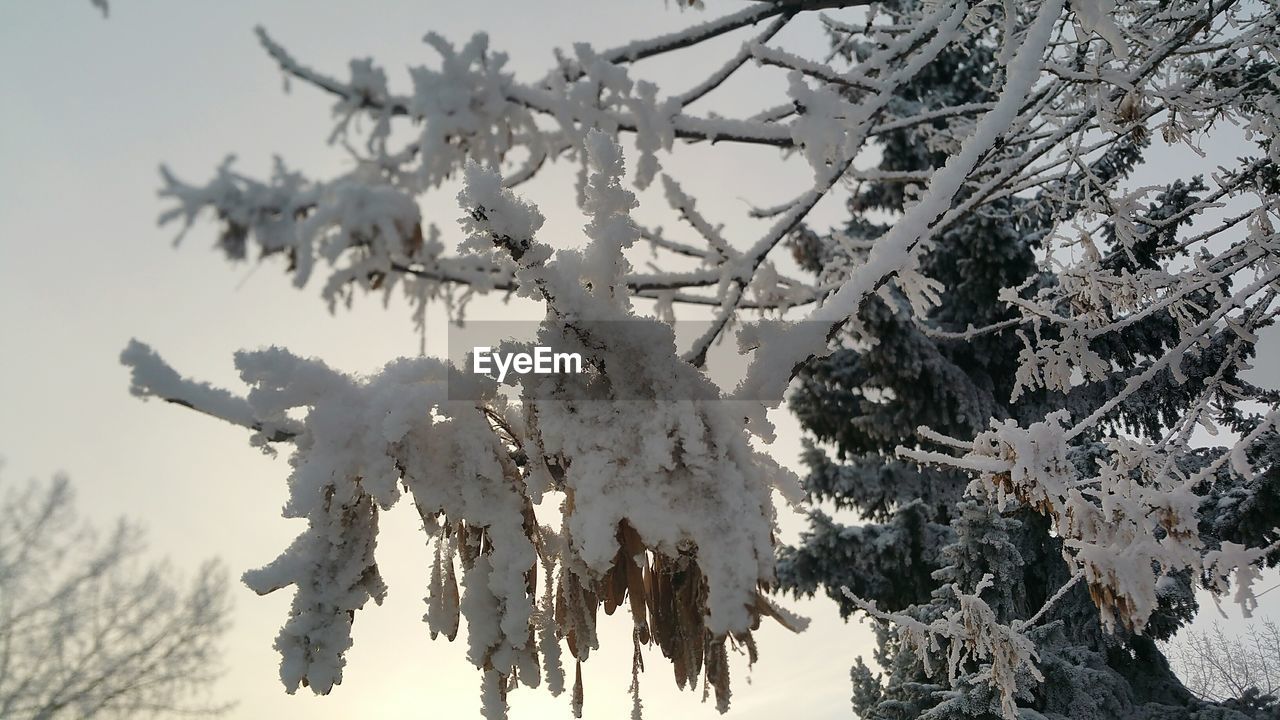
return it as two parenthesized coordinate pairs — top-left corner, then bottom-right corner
(672, 641), (689, 690)
(709, 639), (731, 713)
(620, 523), (650, 644)
(572, 660), (584, 719)
(442, 548), (460, 641)
(734, 631), (758, 667)
(630, 631), (645, 720)
(554, 572), (566, 630)
(602, 563), (624, 616)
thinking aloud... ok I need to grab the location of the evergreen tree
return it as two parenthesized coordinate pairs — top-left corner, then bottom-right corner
(778, 6), (1280, 718)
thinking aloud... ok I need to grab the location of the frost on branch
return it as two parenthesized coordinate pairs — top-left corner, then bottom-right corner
(130, 0), (1280, 715)
(158, 158), (450, 313)
(407, 33), (544, 189)
(842, 574), (1044, 720)
(888, 408), (1278, 716)
(126, 135), (804, 718)
(454, 142), (807, 690)
(903, 412), (1274, 637)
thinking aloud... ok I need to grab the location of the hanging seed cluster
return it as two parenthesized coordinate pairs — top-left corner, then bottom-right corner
(227, 149), (807, 719)
(417, 483), (803, 719)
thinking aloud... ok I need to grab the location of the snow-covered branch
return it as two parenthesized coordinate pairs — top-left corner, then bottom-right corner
(128, 0), (1280, 715)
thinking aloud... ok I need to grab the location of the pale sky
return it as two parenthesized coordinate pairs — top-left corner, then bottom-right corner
(0, 2), (1275, 719)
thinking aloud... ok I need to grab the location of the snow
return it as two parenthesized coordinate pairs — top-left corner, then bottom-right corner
(121, 0), (1280, 714)
(736, 0), (1066, 405)
(842, 577), (1045, 720)
(453, 154), (799, 638)
(1069, 0), (1130, 61)
(120, 339), (299, 442)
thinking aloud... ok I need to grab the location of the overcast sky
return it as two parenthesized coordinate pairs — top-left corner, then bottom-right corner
(0, 2), (1275, 719)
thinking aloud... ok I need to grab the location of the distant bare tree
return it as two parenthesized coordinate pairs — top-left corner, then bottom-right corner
(1168, 618), (1280, 710)
(0, 474), (231, 719)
